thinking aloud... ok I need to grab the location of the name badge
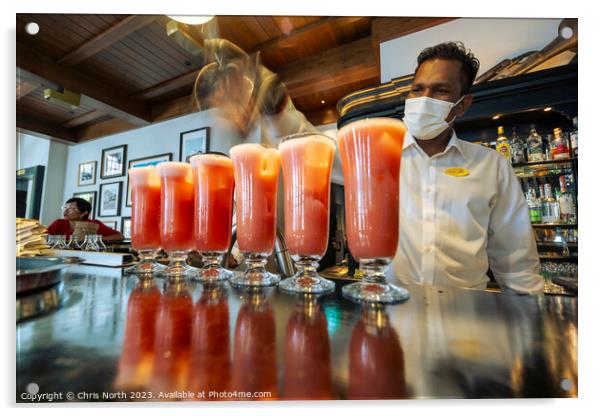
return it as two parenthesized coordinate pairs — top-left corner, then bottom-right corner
(443, 167), (470, 177)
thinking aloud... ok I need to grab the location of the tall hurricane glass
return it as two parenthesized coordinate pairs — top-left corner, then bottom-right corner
(127, 166), (165, 275)
(190, 153), (235, 282)
(229, 143), (281, 287)
(157, 162), (196, 279)
(278, 133), (335, 294)
(337, 117), (410, 303)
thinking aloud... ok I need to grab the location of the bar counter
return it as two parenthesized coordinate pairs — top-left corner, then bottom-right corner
(16, 264), (577, 402)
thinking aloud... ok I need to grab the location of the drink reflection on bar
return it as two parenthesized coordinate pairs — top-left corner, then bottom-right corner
(348, 306), (406, 399)
(283, 295), (333, 399)
(232, 288), (278, 400)
(188, 283), (231, 399)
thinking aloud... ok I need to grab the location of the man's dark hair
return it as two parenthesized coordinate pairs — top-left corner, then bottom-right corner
(65, 197), (92, 219)
(416, 41), (480, 95)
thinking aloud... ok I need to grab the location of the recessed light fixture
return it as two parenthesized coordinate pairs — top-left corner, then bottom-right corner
(560, 26), (574, 39)
(321, 100), (325, 105)
(168, 15), (214, 25)
(25, 22), (39, 35)
(544, 107), (552, 112)
(492, 115), (501, 120)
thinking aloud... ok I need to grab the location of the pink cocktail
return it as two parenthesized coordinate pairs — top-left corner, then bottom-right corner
(229, 143), (281, 287)
(127, 166), (165, 275)
(190, 153), (235, 282)
(278, 133), (335, 294)
(157, 162), (195, 278)
(337, 117), (409, 303)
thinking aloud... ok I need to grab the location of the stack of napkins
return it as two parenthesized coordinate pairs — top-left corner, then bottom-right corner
(16, 218), (51, 257)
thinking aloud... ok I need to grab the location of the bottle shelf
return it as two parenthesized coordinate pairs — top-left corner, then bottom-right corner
(512, 157), (577, 168)
(539, 254), (578, 261)
(532, 223), (577, 229)
(536, 241), (578, 247)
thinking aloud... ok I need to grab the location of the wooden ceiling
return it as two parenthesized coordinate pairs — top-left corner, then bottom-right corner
(16, 14), (454, 143)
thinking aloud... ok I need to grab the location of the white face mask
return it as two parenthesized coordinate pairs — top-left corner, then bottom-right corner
(402, 96), (464, 141)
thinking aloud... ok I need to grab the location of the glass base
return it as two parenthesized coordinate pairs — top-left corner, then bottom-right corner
(229, 252), (280, 287)
(191, 265), (233, 282)
(279, 272), (334, 294)
(124, 261), (166, 276)
(156, 250), (196, 280)
(342, 281), (410, 304)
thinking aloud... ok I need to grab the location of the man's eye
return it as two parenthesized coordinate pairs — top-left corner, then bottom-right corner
(410, 86), (422, 93)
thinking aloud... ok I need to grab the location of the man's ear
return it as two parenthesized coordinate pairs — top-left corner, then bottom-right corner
(455, 94), (473, 118)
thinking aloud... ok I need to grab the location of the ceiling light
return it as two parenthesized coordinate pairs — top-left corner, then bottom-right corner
(43, 87), (80, 111)
(167, 15), (214, 25)
(544, 107), (552, 112)
(25, 22), (39, 35)
(321, 100), (325, 105)
(492, 115), (500, 120)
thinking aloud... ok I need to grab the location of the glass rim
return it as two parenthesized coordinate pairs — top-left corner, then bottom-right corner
(280, 131), (335, 143)
(189, 151), (230, 160)
(337, 116), (405, 134)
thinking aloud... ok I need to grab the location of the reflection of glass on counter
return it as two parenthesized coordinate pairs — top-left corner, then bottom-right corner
(232, 288), (277, 399)
(347, 306), (406, 399)
(283, 295), (333, 399)
(188, 283), (231, 398)
(151, 281), (193, 393)
(114, 279), (161, 390)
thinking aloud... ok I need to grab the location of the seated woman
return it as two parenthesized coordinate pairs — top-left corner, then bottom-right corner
(47, 197), (124, 241)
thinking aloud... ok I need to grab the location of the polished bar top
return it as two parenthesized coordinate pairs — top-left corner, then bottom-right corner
(16, 265), (577, 402)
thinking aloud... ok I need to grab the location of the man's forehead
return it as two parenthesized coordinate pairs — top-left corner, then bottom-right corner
(414, 58), (463, 84)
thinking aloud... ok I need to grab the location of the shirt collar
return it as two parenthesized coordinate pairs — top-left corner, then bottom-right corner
(403, 129), (466, 160)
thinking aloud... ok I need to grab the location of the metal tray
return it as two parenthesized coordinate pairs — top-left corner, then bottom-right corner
(16, 256), (81, 295)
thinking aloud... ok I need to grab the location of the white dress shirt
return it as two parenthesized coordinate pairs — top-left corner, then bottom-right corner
(389, 130), (543, 294)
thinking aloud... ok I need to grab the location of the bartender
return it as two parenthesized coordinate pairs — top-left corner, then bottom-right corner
(389, 41), (543, 294)
(47, 197), (123, 241)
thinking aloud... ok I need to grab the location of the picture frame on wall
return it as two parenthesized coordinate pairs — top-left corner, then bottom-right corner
(125, 153), (172, 207)
(179, 127), (210, 162)
(121, 217), (132, 240)
(102, 220), (118, 230)
(77, 161), (96, 186)
(101, 145), (127, 179)
(73, 191), (97, 219)
(98, 181), (122, 217)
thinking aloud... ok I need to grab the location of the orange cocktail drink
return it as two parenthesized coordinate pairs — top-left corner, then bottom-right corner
(157, 162), (195, 278)
(128, 166), (164, 275)
(229, 143), (281, 287)
(337, 117), (410, 304)
(190, 153), (235, 282)
(278, 133), (335, 294)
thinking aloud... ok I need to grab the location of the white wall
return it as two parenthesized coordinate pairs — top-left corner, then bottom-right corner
(380, 18), (562, 83)
(17, 132), (50, 170)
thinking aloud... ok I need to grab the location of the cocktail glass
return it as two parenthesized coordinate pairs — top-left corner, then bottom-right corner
(190, 153), (235, 282)
(278, 133), (335, 294)
(126, 166), (166, 276)
(337, 117), (410, 303)
(157, 162), (196, 279)
(229, 143), (281, 287)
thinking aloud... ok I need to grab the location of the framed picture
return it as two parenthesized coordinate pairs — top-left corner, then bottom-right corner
(125, 153), (172, 207)
(179, 127), (210, 162)
(102, 220), (118, 230)
(77, 161), (96, 186)
(121, 217), (132, 240)
(73, 191), (97, 219)
(101, 145), (127, 179)
(98, 181), (122, 217)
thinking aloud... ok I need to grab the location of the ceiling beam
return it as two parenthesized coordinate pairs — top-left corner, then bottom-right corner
(61, 109), (106, 128)
(75, 117), (138, 142)
(304, 106), (339, 126)
(371, 17), (457, 45)
(17, 42), (151, 126)
(16, 81), (37, 100)
(131, 70), (198, 102)
(279, 36), (379, 98)
(151, 94), (196, 122)
(17, 112), (77, 143)
(57, 15), (159, 66)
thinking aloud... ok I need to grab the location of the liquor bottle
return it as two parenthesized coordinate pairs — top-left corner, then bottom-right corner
(510, 127), (525, 164)
(495, 126), (512, 162)
(526, 188), (542, 224)
(570, 117), (578, 157)
(541, 183), (560, 224)
(527, 124), (544, 162)
(551, 127), (570, 160)
(558, 175), (576, 224)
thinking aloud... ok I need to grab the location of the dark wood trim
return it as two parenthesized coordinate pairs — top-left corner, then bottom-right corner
(75, 118), (138, 143)
(61, 109), (106, 128)
(16, 81), (38, 100)
(17, 112), (78, 143)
